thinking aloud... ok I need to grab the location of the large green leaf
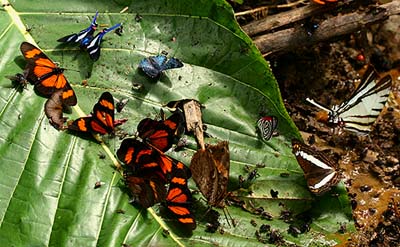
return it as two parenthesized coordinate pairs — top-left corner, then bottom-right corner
(0, 0), (353, 246)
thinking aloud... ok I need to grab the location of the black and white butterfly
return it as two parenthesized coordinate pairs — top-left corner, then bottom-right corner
(306, 65), (392, 135)
(291, 139), (339, 195)
(257, 116), (278, 141)
(58, 12), (121, 61)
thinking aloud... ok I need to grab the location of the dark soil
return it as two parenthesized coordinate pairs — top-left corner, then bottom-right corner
(231, 0), (400, 246)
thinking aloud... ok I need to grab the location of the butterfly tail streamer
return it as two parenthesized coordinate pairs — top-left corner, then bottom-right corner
(86, 23), (121, 61)
(305, 98), (332, 113)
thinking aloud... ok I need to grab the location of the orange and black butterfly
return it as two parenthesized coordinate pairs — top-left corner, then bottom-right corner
(20, 42), (77, 106)
(67, 92), (122, 135)
(137, 110), (185, 152)
(165, 169), (196, 230)
(312, 0), (338, 4)
(117, 138), (189, 182)
(117, 138), (196, 229)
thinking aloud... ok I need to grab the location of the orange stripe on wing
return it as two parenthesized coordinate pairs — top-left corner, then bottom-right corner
(54, 74), (67, 89)
(159, 155), (173, 175)
(171, 177), (186, 185)
(34, 66), (53, 79)
(163, 119), (177, 130)
(168, 205), (190, 215)
(124, 147), (135, 164)
(25, 48), (41, 59)
(62, 89), (75, 100)
(91, 120), (107, 134)
(99, 99), (114, 111)
(135, 149), (152, 163)
(35, 58), (56, 68)
(77, 118), (88, 132)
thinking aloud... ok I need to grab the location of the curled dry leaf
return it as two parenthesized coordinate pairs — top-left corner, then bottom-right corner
(166, 99), (205, 149)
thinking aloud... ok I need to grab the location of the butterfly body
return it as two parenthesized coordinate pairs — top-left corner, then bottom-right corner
(307, 66), (392, 135)
(139, 55), (183, 78)
(291, 139), (339, 195)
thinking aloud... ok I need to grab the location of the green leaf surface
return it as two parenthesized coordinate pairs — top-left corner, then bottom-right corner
(0, 0), (354, 246)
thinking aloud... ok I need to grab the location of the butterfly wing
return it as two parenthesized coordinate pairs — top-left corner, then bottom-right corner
(336, 67), (392, 134)
(57, 11), (98, 46)
(67, 92), (114, 134)
(125, 175), (166, 208)
(291, 139), (339, 195)
(20, 42), (77, 106)
(67, 117), (93, 133)
(257, 116), (278, 141)
(138, 56), (165, 78)
(88, 92), (115, 134)
(44, 89), (66, 130)
(85, 23), (121, 61)
(190, 141), (230, 207)
(161, 57), (183, 71)
(117, 139), (174, 180)
(138, 110), (185, 152)
(165, 168), (196, 230)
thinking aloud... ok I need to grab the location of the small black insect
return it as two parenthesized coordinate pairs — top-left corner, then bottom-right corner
(135, 14), (142, 22)
(288, 225), (301, 237)
(116, 98), (129, 113)
(270, 189), (279, 198)
(116, 209), (126, 214)
(115, 25), (124, 36)
(94, 181), (103, 189)
(98, 152), (106, 159)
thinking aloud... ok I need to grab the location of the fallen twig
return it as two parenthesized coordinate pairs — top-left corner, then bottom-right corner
(250, 1), (400, 56)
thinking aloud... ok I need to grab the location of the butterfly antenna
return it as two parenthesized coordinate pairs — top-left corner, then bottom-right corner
(222, 206), (236, 227)
(102, 23), (122, 34)
(306, 98), (332, 112)
(92, 11), (99, 27)
(65, 68), (81, 73)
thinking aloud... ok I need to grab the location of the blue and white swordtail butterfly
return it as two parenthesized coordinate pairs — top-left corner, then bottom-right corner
(139, 55), (183, 78)
(292, 139), (339, 195)
(57, 11), (121, 61)
(306, 65), (392, 135)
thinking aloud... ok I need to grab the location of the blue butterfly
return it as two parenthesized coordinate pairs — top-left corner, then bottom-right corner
(139, 55), (183, 78)
(57, 12), (121, 61)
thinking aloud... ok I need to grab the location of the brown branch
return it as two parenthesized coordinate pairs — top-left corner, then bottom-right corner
(241, 0), (349, 37)
(251, 1), (400, 56)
